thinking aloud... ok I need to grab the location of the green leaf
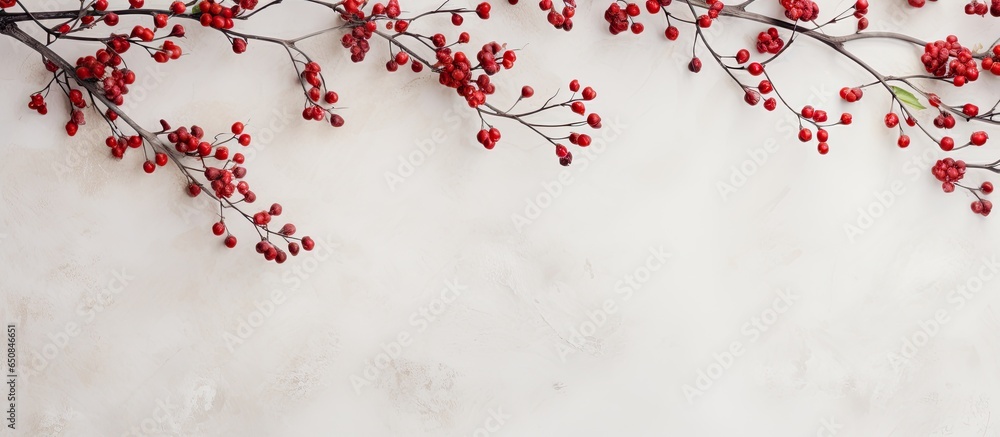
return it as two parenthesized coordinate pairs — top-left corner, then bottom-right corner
(891, 86), (926, 110)
(192, 4), (201, 14)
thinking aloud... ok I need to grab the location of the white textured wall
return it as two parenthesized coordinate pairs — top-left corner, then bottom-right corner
(2, 1), (1000, 436)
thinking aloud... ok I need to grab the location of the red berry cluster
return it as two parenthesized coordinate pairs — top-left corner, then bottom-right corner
(932, 112), (956, 129)
(605, 3), (643, 35)
(71, 48), (137, 108)
(921, 35), (979, 86)
(249, 229), (314, 263)
(368, 0), (401, 16)
(435, 42), (515, 108)
(854, 0), (869, 30)
(981, 46), (1000, 75)
(964, 0), (1000, 16)
(294, 62), (343, 126)
(796, 105), (848, 155)
(697, 0), (724, 28)
(27, 94), (48, 115)
(839, 86), (863, 102)
(931, 160), (994, 216)
(196, 0), (249, 30)
(779, 0), (819, 21)
(554, 80), (602, 166)
(100, 67), (136, 107)
(65, 90), (88, 136)
(476, 127), (502, 149)
(756, 27), (784, 54)
(644, 0), (672, 14)
(153, 40), (183, 63)
(128, 24), (156, 42)
(538, 0), (576, 30)
(932, 158), (966, 192)
(75, 47), (119, 79)
(972, 198), (993, 216)
(341, 25), (375, 63)
(104, 133), (144, 160)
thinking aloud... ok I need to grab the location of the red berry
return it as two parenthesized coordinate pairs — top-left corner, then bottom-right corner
(798, 128), (812, 142)
(801, 106), (814, 119)
(665, 26), (679, 40)
(940, 136), (955, 151)
(302, 236), (315, 251)
(688, 57), (702, 73)
(884, 113), (899, 128)
(231, 122), (244, 135)
(212, 222), (226, 236)
(736, 49), (750, 64)
(817, 142), (829, 155)
(476, 2), (491, 18)
(897, 135), (910, 148)
(971, 131), (989, 146)
(224, 235), (237, 248)
(982, 182), (995, 194)
(555, 144), (568, 157)
(963, 103), (979, 117)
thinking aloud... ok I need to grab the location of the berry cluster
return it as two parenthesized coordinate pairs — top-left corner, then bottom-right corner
(605, 2), (643, 35)
(756, 27), (784, 54)
(933, 112), (956, 129)
(104, 133), (145, 160)
(921, 35), (979, 86)
(249, 230), (315, 264)
(27, 94), (48, 115)
(341, 25), (374, 63)
(153, 40), (183, 63)
(931, 159), (994, 216)
(779, 0), (819, 21)
(963, 0), (1000, 16)
(196, 1), (241, 30)
(72, 49), (136, 109)
(932, 158), (966, 192)
(297, 62), (343, 126)
(695, 0), (725, 29)
(65, 93), (88, 136)
(981, 45), (1000, 76)
(797, 105), (848, 155)
(435, 43), (515, 108)
(538, 0), (576, 30)
(839, 87), (863, 102)
(554, 80), (602, 165)
(854, 0), (869, 30)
